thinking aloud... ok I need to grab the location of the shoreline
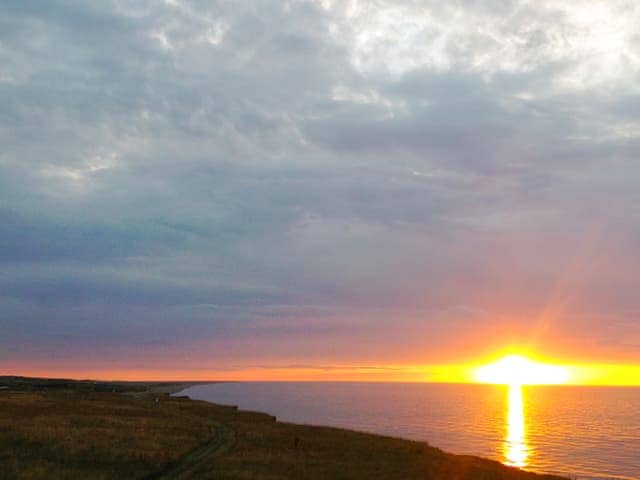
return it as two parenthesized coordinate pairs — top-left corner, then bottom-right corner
(0, 376), (569, 479)
(173, 382), (638, 480)
(173, 383), (573, 480)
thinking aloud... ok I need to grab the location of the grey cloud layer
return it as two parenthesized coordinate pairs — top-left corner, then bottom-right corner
(1, 0), (639, 366)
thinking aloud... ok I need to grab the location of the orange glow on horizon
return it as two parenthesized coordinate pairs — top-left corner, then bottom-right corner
(6, 358), (640, 385)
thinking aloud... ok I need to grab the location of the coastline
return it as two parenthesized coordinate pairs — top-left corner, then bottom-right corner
(0, 375), (569, 480)
(175, 382), (638, 480)
(172, 383), (570, 480)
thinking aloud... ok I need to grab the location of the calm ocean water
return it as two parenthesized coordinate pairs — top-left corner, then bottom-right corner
(181, 382), (639, 480)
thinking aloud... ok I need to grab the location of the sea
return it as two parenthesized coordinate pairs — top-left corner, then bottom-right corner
(180, 382), (640, 480)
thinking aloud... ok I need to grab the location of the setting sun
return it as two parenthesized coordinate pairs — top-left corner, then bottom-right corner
(474, 355), (570, 386)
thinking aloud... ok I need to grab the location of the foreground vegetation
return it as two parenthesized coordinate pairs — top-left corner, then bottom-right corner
(0, 377), (567, 480)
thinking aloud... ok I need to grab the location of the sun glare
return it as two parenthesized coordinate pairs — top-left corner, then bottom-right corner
(505, 384), (528, 467)
(475, 354), (570, 386)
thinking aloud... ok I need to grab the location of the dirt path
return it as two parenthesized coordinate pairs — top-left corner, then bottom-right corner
(144, 423), (236, 480)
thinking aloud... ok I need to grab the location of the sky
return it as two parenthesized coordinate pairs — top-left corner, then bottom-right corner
(1, 0), (640, 382)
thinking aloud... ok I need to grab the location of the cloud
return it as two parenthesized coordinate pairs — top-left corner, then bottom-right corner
(1, 0), (640, 369)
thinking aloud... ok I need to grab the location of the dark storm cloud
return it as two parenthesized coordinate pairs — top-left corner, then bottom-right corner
(2, 0), (640, 366)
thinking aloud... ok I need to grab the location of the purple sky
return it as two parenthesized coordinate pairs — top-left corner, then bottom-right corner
(2, 0), (639, 378)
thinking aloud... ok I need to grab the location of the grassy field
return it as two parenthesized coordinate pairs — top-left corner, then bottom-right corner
(0, 377), (568, 480)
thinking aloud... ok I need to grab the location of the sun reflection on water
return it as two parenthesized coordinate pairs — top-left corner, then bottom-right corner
(505, 385), (528, 468)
